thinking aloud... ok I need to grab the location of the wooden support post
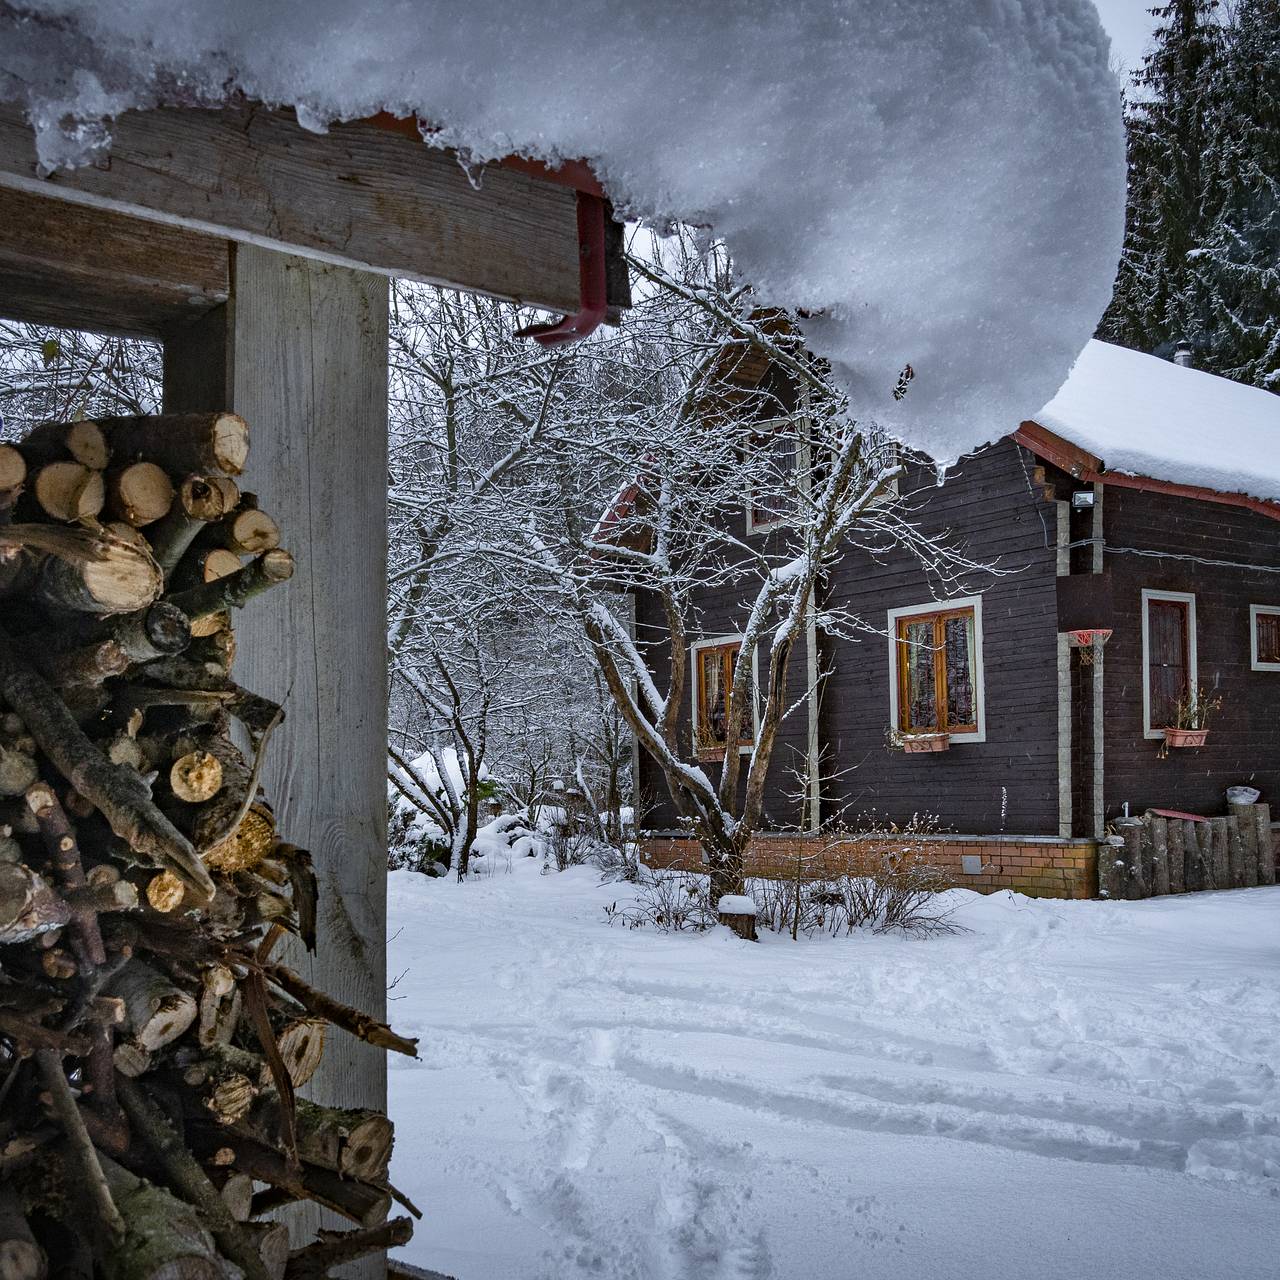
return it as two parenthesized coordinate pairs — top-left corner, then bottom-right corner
(1149, 816), (1170, 897)
(1166, 819), (1185, 894)
(1209, 817), (1230, 889)
(1182, 819), (1203, 890)
(164, 243), (389, 1278)
(1229, 801), (1260, 886)
(1226, 815), (1247, 889)
(1120, 823), (1146, 899)
(1255, 804), (1275, 886)
(1097, 839), (1125, 900)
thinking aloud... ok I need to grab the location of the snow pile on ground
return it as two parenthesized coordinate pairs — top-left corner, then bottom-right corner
(1036, 340), (1280, 502)
(387, 859), (1280, 1279)
(1, 1), (1124, 459)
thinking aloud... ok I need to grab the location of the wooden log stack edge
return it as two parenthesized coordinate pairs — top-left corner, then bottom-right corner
(0, 412), (417, 1278)
(1101, 805), (1276, 900)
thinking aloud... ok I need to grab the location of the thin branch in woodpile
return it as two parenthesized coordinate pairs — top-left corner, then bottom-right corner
(116, 1075), (274, 1280)
(33, 1048), (125, 1243)
(200, 705), (284, 861)
(24, 780), (106, 967)
(284, 1217), (413, 1279)
(261, 964), (418, 1057)
(244, 969), (298, 1172)
(167, 550), (295, 629)
(0, 626), (215, 903)
(149, 475), (241, 580)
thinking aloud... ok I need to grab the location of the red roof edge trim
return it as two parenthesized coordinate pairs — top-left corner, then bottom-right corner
(1014, 420), (1280, 524)
(365, 113), (606, 197)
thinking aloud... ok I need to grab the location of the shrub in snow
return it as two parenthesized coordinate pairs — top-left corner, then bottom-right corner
(2, 1), (1124, 459)
(611, 817), (958, 938)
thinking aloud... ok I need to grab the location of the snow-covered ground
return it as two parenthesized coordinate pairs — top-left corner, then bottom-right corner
(387, 859), (1280, 1280)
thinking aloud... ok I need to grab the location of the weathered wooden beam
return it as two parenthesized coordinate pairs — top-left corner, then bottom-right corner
(0, 101), (591, 315)
(0, 185), (229, 337)
(165, 244), (389, 1279)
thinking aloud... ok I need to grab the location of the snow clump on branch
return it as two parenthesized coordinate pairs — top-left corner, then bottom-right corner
(1, 0), (1125, 459)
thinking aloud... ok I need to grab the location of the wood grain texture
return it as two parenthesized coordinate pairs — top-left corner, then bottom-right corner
(0, 101), (582, 315)
(165, 244), (388, 1277)
(0, 184), (228, 337)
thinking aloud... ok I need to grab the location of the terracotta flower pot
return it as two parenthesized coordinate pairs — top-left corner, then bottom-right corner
(1164, 727), (1209, 748)
(901, 733), (950, 754)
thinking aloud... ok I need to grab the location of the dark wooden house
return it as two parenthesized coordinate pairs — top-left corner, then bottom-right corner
(640, 340), (1280, 898)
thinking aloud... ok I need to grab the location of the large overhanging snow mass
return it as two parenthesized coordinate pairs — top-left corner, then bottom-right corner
(0, 1), (1126, 460)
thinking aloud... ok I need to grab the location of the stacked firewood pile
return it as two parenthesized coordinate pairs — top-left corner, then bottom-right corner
(0, 415), (416, 1279)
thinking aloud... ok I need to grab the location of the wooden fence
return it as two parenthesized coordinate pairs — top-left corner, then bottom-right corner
(1100, 803), (1276, 899)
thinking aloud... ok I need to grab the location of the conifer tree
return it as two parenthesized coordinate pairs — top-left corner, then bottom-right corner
(1099, 1), (1279, 394)
(1197, 0), (1280, 389)
(1098, 1), (1226, 361)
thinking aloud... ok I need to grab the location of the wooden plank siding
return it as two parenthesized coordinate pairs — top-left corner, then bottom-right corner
(637, 439), (1065, 837)
(1098, 486), (1280, 819)
(817, 440), (1061, 835)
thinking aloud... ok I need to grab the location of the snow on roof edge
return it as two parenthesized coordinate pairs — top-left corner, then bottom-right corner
(1030, 340), (1280, 506)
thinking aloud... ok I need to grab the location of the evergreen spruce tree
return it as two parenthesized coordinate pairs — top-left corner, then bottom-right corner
(1099, 1), (1279, 394)
(1098, 1), (1226, 361)
(1197, 0), (1280, 390)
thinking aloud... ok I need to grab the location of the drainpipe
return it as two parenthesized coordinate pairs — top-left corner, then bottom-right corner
(1091, 482), (1105, 837)
(1056, 500), (1072, 837)
(800, 387), (821, 833)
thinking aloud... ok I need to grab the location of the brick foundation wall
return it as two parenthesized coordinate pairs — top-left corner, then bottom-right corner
(641, 832), (1099, 900)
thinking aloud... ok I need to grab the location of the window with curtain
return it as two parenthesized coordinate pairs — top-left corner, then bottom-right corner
(1252, 605), (1280, 671)
(1147, 597), (1190, 727)
(894, 605), (979, 734)
(695, 640), (754, 755)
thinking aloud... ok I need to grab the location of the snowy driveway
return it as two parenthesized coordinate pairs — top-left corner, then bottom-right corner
(387, 862), (1280, 1280)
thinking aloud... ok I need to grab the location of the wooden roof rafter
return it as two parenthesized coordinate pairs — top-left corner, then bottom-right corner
(1014, 419), (1280, 523)
(0, 99), (630, 332)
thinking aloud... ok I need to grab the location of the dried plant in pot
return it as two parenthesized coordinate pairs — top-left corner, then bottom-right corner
(1163, 685), (1222, 748)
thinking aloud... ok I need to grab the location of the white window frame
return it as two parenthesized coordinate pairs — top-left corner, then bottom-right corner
(1250, 604), (1280, 672)
(744, 419), (799, 536)
(1141, 589), (1198, 739)
(885, 595), (986, 744)
(690, 633), (760, 756)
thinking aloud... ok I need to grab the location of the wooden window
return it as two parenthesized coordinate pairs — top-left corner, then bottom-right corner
(1251, 605), (1280, 672)
(888, 600), (983, 738)
(1141, 590), (1197, 738)
(745, 426), (796, 533)
(693, 639), (754, 755)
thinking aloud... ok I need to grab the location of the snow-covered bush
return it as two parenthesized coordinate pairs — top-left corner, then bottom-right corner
(604, 870), (714, 932)
(607, 819), (959, 938)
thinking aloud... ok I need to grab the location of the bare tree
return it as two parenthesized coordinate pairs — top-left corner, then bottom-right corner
(523, 233), (986, 903)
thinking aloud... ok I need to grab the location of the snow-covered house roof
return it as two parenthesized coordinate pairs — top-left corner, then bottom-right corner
(1022, 340), (1280, 509)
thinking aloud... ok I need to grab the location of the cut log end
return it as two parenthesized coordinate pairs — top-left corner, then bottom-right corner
(33, 462), (104, 524)
(107, 461), (175, 528)
(171, 751), (224, 804)
(0, 444), (26, 493)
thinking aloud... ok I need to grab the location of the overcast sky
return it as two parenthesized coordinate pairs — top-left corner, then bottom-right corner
(1093, 0), (1159, 78)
